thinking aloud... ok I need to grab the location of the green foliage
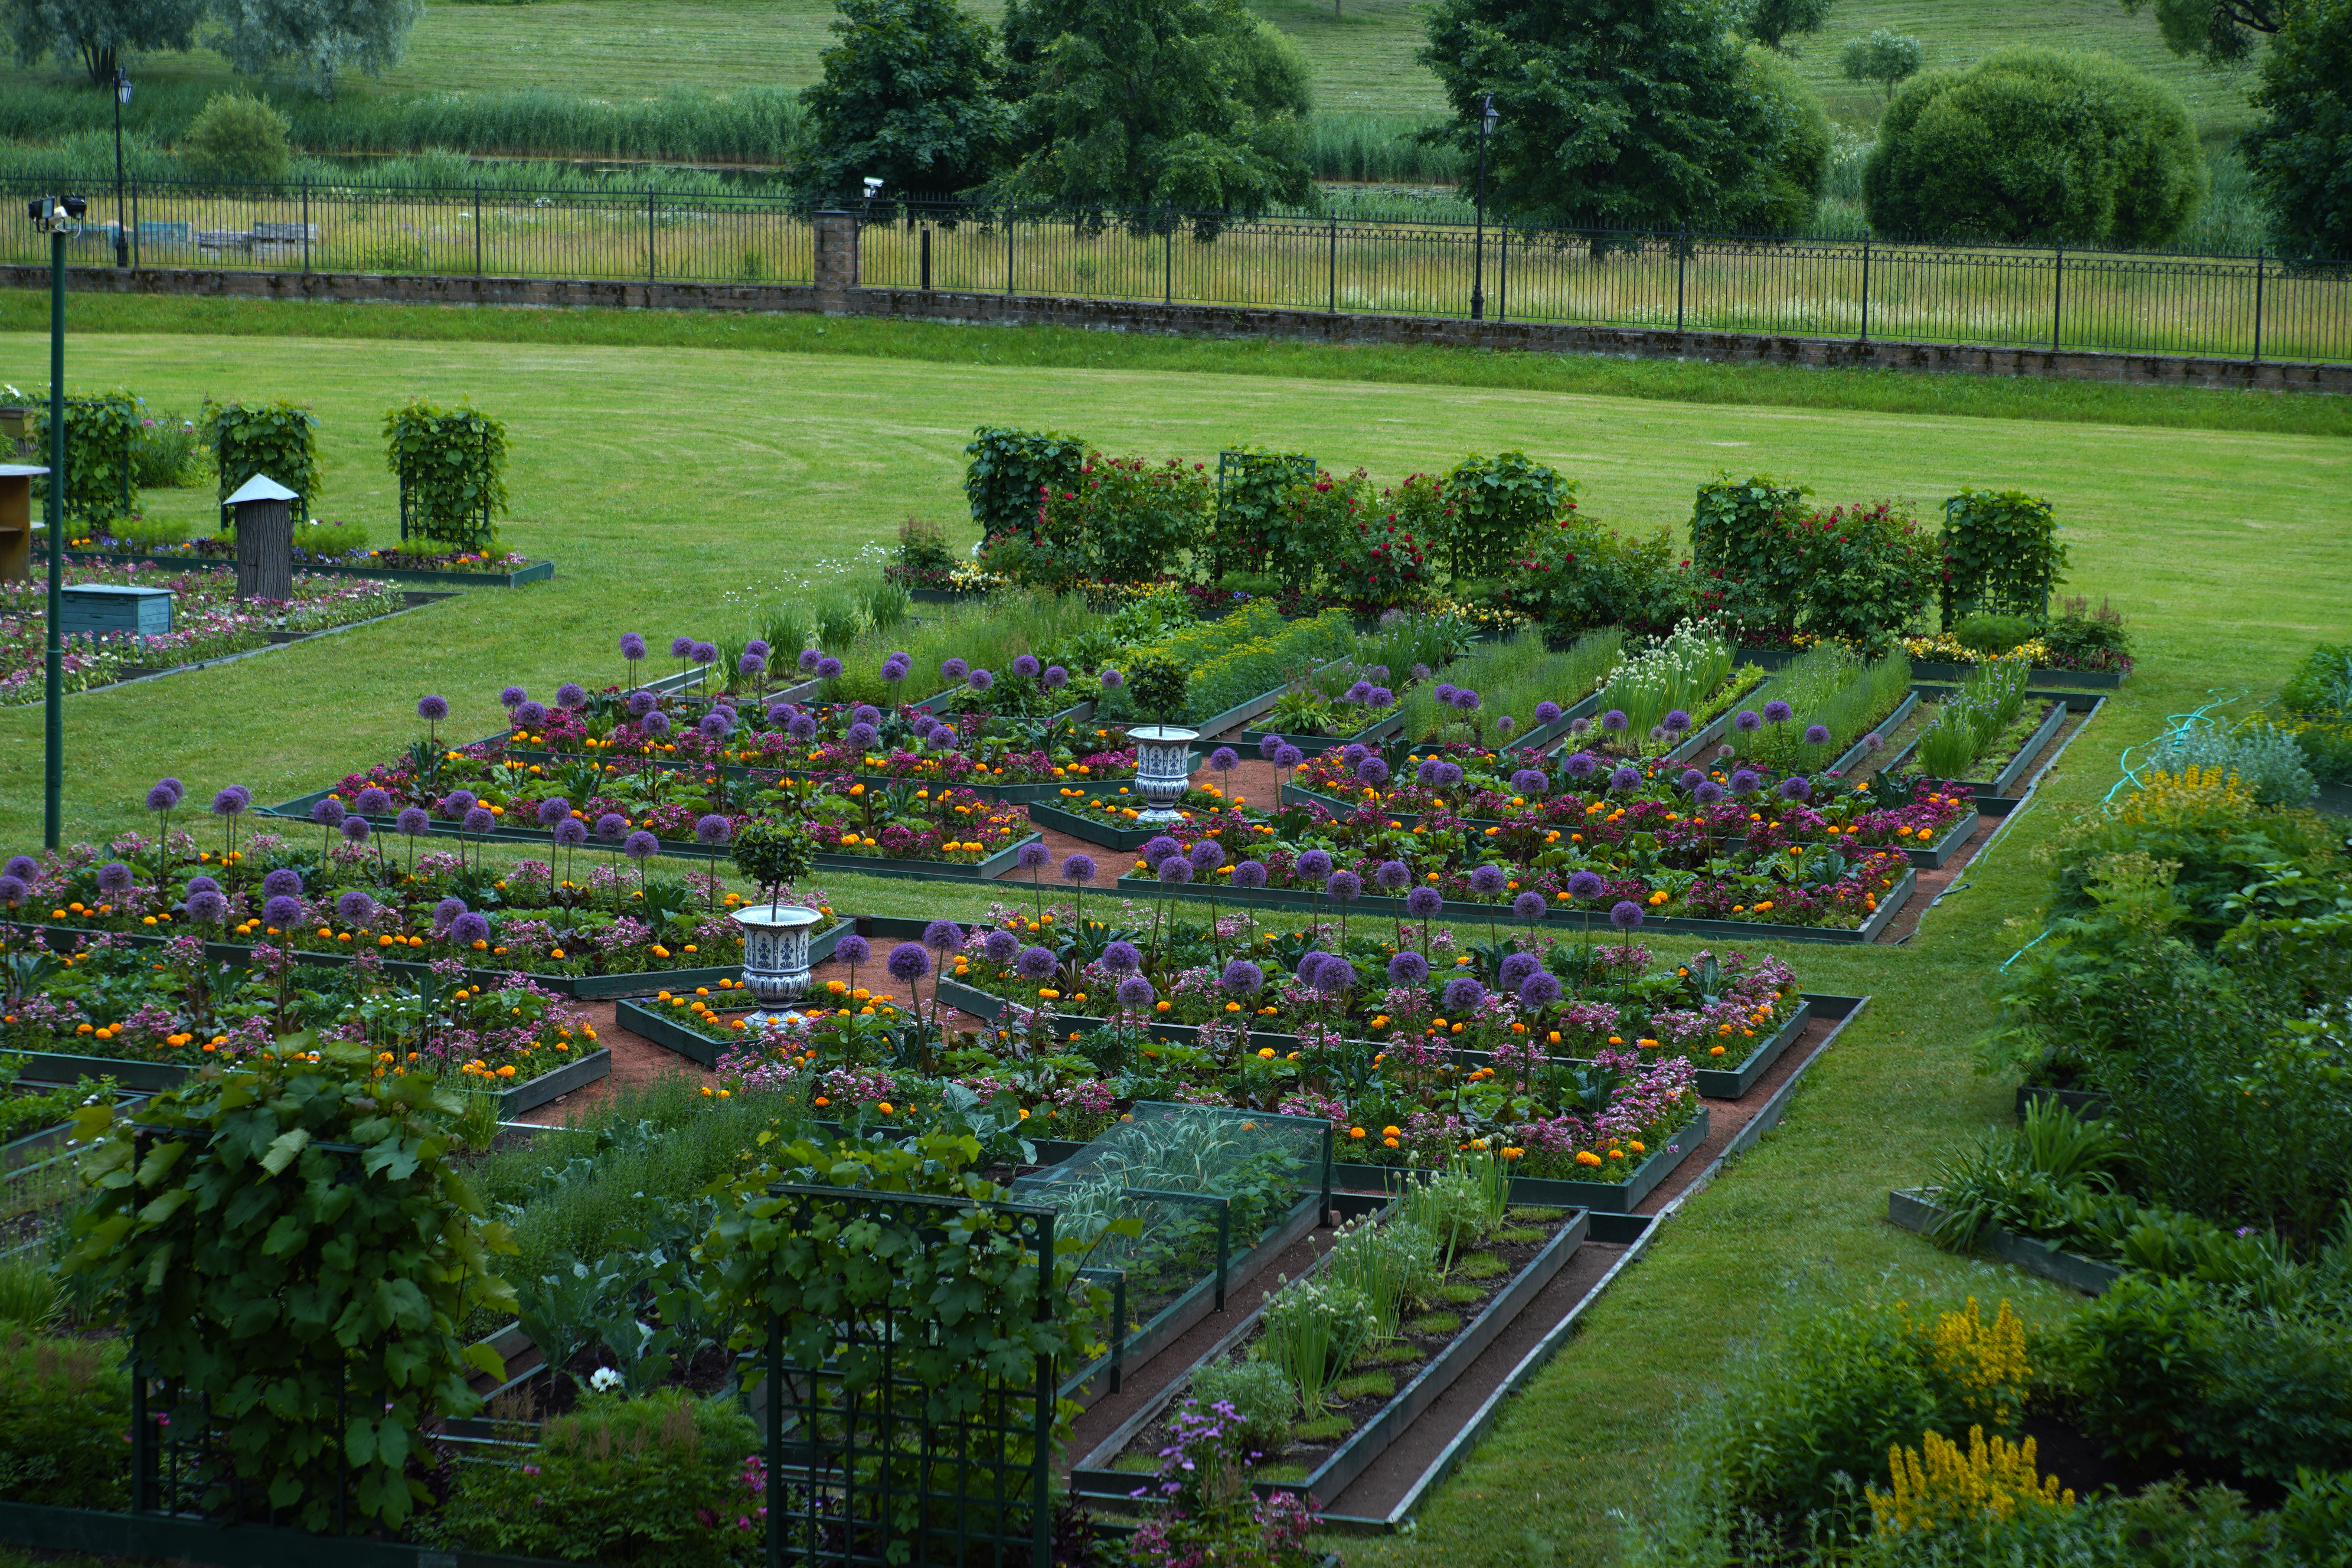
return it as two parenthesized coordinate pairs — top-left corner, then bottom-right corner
(205, 396), (321, 525)
(383, 397), (509, 549)
(965, 425), (1086, 542)
(59, 1042), (515, 1531)
(129, 407), (207, 489)
(1187, 1355), (1295, 1456)
(182, 92), (293, 184)
(208, 0), (426, 100)
(1420, 0), (1789, 233)
(1689, 472), (1810, 635)
(2041, 593), (2133, 665)
(2147, 716), (2318, 805)
(1042, 452), (1213, 582)
(730, 818), (815, 904)
(1126, 651), (1191, 724)
(426, 1389), (763, 1566)
(28, 388), (138, 522)
(1839, 27), (1923, 102)
(1, 0), (202, 87)
(993, 0), (1314, 217)
(1863, 47), (2209, 247)
(1785, 501), (1938, 648)
(1210, 445), (1312, 578)
(1334, 504), (1433, 611)
(1268, 466), (1373, 591)
(1728, 44), (1832, 234)
(1498, 510), (1691, 635)
(1442, 452), (1570, 583)
(1743, 0), (1834, 54)
(2243, 0), (2352, 263)
(1951, 612), (2038, 654)
(1941, 488), (2067, 627)
(2279, 643), (2352, 785)
(1259, 1273), (1374, 1411)
(795, 0), (1005, 207)
(0, 1329), (130, 1508)
(2122, 0), (2285, 67)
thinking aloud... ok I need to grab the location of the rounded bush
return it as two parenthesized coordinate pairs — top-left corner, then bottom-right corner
(1863, 47), (2206, 247)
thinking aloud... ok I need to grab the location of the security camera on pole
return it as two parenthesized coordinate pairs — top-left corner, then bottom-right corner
(28, 193), (87, 850)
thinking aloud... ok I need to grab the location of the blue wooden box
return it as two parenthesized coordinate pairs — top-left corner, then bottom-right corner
(61, 584), (172, 638)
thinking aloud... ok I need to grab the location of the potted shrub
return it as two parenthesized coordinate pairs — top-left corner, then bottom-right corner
(729, 819), (822, 1023)
(1125, 653), (1196, 825)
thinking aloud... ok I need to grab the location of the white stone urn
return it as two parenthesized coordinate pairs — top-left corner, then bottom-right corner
(1128, 724), (1199, 825)
(731, 903), (824, 1023)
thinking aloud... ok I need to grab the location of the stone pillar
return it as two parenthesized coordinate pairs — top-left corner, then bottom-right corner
(814, 211), (860, 313)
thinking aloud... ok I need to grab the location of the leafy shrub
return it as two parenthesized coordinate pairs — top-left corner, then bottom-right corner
(1727, 44), (1832, 234)
(2243, 0), (2352, 264)
(1783, 502), (1937, 648)
(1041, 453), (1213, 583)
(1940, 489), (2067, 626)
(28, 390), (139, 522)
(1211, 446), (1315, 578)
(1952, 612), (2039, 655)
(965, 426), (1086, 542)
(1443, 452), (1571, 584)
(182, 92), (292, 184)
(0, 1329), (130, 1508)
(2279, 643), (2352, 786)
(1268, 468), (1374, 592)
(206, 397), (322, 524)
(384, 398), (509, 550)
(1690, 473), (1810, 635)
(427, 1390), (763, 1566)
(130, 409), (207, 489)
(1334, 510), (1433, 610)
(886, 515), (959, 590)
(1862, 47), (2207, 246)
(1188, 1356), (1295, 1457)
(2040, 594), (2132, 670)
(2145, 717), (2317, 806)
(1498, 511), (1691, 635)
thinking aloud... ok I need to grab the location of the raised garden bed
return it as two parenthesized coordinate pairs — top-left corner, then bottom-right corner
(1910, 660), (2123, 690)
(1886, 1187), (2119, 1296)
(1238, 708), (1409, 760)
(64, 546), (554, 588)
(5, 1041), (605, 1118)
(1332, 1107), (1710, 1214)
(1883, 692), (2070, 799)
(1957, 692), (2105, 818)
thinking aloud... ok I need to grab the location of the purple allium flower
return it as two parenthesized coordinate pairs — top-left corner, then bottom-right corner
(595, 813), (628, 842)
(1519, 971), (1563, 1008)
(887, 942), (930, 982)
(1500, 952), (1540, 989)
(695, 814), (732, 845)
(672, 636), (697, 659)
(1012, 654), (1041, 680)
(554, 818), (587, 847)
(1804, 724), (1832, 745)
(1295, 950), (1331, 986)
(1734, 710), (1762, 733)
(1222, 959), (1264, 995)
(452, 912), (492, 946)
(1406, 886), (1442, 917)
(982, 929), (1020, 966)
(1357, 755), (1391, 785)
(3, 855), (36, 880)
(342, 816), (371, 844)
(1452, 690), (1482, 714)
(1534, 701), (1563, 725)
(787, 713), (818, 741)
(881, 654), (912, 683)
(556, 683), (588, 710)
(835, 934), (870, 967)
(433, 897), (467, 927)
(1566, 870), (1606, 900)
(146, 782), (178, 812)
(1346, 680), (1374, 705)
(1601, 710), (1628, 733)
(185, 874), (220, 896)
(816, 656), (844, 680)
(97, 861), (134, 896)
(1695, 780), (1724, 804)
(1295, 849), (1332, 880)
(1314, 957), (1355, 994)
(1763, 700), (1793, 723)
(1435, 763), (1464, 789)
(620, 632), (646, 661)
(1469, 864), (1507, 896)
(443, 789), (478, 815)
(1275, 745), (1303, 769)
(1043, 665), (1069, 690)
(0, 875), (25, 907)
(691, 642), (719, 665)
(1514, 891), (1547, 922)
(1018, 840), (1051, 871)
(1780, 776), (1812, 801)
(335, 890), (374, 926)
(464, 807), (497, 835)
(1061, 853), (1097, 885)
(1102, 940), (1142, 974)
(515, 701), (548, 729)
(1327, 870), (1362, 902)
(1435, 684), (1458, 705)
(851, 704), (882, 727)
(1017, 945), (1057, 981)
(1190, 839), (1226, 872)
(628, 690), (658, 718)
(263, 895), (303, 928)
(355, 786), (392, 816)
(1141, 836), (1180, 869)
(535, 796), (571, 827)
(1369, 687), (1395, 708)
(746, 639), (772, 659)
(211, 786), (249, 816)
(1609, 900), (1645, 930)
(847, 721), (881, 751)
(1569, 716), (1593, 736)
(1731, 769), (1762, 794)
(417, 694), (449, 722)
(1388, 950), (1429, 985)
(799, 648), (822, 674)
(1563, 751), (1599, 780)
(1159, 857), (1194, 886)
(185, 888), (226, 923)
(1376, 860), (1410, 891)
(1232, 860), (1268, 890)
(1609, 766), (1642, 792)
(1100, 668), (1123, 690)
(1210, 747), (1240, 775)
(1511, 769), (1549, 794)
(1258, 732), (1283, 760)
(643, 710), (672, 737)
(738, 652), (766, 677)
(1116, 976), (1156, 1010)
(262, 868), (303, 899)
(1679, 768), (1705, 791)
(941, 658), (969, 683)
(625, 830), (658, 860)
(311, 797), (346, 828)
(1497, 716), (1517, 737)
(966, 668), (995, 693)
(1861, 733), (1885, 754)
(1443, 976), (1485, 1012)
(923, 919), (964, 953)
(1663, 710), (1692, 734)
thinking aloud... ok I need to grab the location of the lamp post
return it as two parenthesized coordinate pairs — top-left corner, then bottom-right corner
(29, 194), (86, 850)
(112, 68), (132, 268)
(1470, 94), (1497, 321)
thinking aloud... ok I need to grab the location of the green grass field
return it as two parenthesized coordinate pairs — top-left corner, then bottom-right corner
(0, 311), (2343, 1564)
(0, 0), (2266, 146)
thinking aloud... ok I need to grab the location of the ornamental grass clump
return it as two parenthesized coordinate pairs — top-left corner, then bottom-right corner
(1322, 1213), (1439, 1336)
(1257, 1274), (1374, 1413)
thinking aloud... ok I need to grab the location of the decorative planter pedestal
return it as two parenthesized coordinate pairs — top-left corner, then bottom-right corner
(1128, 724), (1199, 825)
(730, 904), (824, 1024)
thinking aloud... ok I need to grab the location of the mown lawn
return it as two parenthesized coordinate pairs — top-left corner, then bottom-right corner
(0, 316), (2343, 1563)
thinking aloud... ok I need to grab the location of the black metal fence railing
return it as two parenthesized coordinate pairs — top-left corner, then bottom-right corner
(7, 178), (2347, 364)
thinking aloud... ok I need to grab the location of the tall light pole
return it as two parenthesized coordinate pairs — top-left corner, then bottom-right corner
(112, 68), (132, 268)
(1470, 94), (1497, 321)
(30, 194), (84, 850)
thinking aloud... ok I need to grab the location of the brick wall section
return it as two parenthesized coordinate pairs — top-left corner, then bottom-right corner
(8, 262), (2344, 394)
(812, 210), (859, 311)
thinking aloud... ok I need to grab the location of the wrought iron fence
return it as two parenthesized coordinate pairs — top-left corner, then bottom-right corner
(7, 177), (2347, 363)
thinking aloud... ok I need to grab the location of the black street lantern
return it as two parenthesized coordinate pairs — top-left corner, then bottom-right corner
(112, 68), (132, 269)
(28, 194), (86, 848)
(1471, 94), (1498, 321)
